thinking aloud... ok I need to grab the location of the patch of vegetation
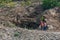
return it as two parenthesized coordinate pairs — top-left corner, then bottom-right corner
(6, 2), (17, 7)
(0, 0), (12, 5)
(14, 31), (20, 37)
(21, 0), (32, 6)
(0, 0), (17, 7)
(57, 2), (60, 7)
(42, 0), (58, 10)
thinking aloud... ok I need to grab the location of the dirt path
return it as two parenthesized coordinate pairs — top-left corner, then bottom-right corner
(0, 26), (60, 40)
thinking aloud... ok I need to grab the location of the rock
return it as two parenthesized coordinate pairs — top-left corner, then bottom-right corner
(26, 7), (35, 13)
(48, 25), (54, 30)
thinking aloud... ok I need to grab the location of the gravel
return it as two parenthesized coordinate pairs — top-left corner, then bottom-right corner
(0, 26), (60, 40)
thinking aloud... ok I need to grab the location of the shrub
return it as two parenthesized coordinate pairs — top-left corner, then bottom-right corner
(0, 0), (12, 3)
(42, 0), (58, 10)
(57, 2), (60, 7)
(6, 2), (17, 7)
(14, 31), (20, 37)
(0, 0), (13, 7)
(21, 0), (32, 6)
(25, 1), (32, 6)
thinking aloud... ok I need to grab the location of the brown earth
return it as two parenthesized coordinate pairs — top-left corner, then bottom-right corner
(0, 1), (60, 31)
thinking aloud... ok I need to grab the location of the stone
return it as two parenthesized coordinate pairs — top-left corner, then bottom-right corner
(48, 25), (54, 30)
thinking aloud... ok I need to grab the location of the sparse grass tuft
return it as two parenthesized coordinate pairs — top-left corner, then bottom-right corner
(14, 31), (20, 37)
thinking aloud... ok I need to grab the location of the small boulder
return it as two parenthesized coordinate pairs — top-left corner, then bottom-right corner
(48, 25), (54, 30)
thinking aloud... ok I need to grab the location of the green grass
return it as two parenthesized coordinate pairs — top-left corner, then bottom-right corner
(14, 31), (20, 37)
(42, 0), (58, 10)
